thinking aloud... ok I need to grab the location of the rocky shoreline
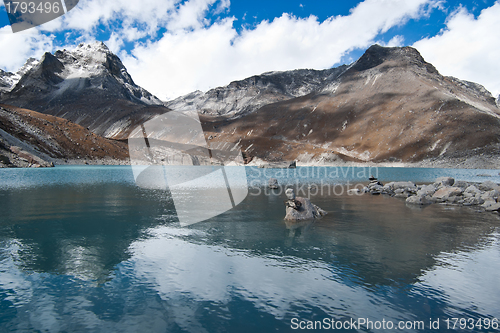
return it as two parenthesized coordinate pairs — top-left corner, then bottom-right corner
(364, 177), (500, 213)
(250, 152), (500, 170)
(0, 156), (129, 168)
(293, 155), (500, 170)
(51, 158), (130, 166)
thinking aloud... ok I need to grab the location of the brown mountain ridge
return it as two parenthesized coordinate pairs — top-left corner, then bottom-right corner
(199, 45), (500, 167)
(0, 104), (128, 167)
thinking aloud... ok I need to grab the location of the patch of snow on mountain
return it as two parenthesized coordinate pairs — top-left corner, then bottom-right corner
(51, 42), (162, 105)
(1, 58), (41, 92)
(0, 70), (18, 92)
(17, 58), (39, 77)
(54, 67), (91, 96)
(455, 95), (500, 118)
(321, 81), (340, 94)
(103, 119), (132, 138)
(336, 147), (371, 161)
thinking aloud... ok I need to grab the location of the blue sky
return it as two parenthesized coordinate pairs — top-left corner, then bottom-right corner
(1, 0), (499, 100)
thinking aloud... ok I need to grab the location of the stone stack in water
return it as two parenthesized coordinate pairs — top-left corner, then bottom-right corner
(268, 178), (279, 189)
(284, 188), (327, 221)
(365, 176), (384, 194)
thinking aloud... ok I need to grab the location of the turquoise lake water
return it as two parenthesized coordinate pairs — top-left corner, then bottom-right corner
(1, 166), (500, 332)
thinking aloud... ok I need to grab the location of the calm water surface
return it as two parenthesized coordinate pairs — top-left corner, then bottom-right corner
(0, 166), (500, 332)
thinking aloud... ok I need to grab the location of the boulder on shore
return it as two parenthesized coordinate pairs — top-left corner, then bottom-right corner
(434, 177), (455, 187)
(484, 202), (500, 212)
(478, 181), (500, 192)
(399, 177), (500, 213)
(432, 186), (463, 201)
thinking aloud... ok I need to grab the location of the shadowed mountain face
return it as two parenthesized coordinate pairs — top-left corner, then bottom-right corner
(198, 45), (500, 164)
(0, 42), (169, 139)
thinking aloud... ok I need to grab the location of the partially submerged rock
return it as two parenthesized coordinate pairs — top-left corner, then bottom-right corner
(268, 178), (279, 189)
(284, 188), (327, 221)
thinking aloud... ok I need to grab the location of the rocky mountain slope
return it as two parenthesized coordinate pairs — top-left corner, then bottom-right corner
(198, 45), (500, 166)
(0, 104), (128, 168)
(0, 69), (18, 92)
(0, 42), (169, 139)
(167, 66), (348, 117)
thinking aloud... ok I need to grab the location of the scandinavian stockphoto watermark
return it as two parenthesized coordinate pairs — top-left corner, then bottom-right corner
(247, 165), (379, 199)
(2, 0), (79, 33)
(128, 109), (249, 227)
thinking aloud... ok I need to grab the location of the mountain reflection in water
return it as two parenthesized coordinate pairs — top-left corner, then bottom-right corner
(0, 166), (499, 332)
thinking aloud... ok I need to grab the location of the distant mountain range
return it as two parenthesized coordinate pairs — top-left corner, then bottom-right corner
(187, 45), (500, 166)
(166, 66), (348, 117)
(1, 43), (499, 168)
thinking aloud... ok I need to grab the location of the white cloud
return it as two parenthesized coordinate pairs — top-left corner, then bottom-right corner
(386, 35), (405, 47)
(122, 0), (438, 100)
(213, 0), (230, 15)
(0, 27), (54, 72)
(414, 2), (500, 97)
(59, 0), (176, 33)
(50, 0), (224, 39)
(106, 32), (125, 54)
(1, 0), (445, 100)
(166, 0), (217, 31)
(0, 0), (222, 71)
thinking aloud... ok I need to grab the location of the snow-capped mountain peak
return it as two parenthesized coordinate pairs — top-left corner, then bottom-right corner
(0, 42), (168, 138)
(0, 58), (39, 92)
(4, 42), (162, 106)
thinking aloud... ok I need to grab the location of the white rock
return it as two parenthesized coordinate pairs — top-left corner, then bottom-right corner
(432, 186), (463, 200)
(417, 184), (436, 197)
(484, 202), (500, 212)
